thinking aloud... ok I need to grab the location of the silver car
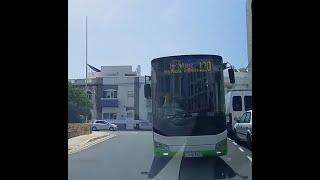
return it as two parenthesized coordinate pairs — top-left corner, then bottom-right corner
(233, 110), (252, 148)
(91, 120), (118, 131)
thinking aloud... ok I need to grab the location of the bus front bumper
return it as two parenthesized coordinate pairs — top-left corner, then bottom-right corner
(154, 143), (227, 158)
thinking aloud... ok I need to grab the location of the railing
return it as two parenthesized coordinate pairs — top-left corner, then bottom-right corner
(101, 98), (119, 107)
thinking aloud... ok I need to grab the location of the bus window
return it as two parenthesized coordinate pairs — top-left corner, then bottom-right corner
(232, 96), (242, 111)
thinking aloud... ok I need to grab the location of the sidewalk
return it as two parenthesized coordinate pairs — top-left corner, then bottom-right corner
(68, 131), (116, 155)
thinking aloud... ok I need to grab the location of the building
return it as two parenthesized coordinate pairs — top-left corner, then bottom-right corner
(246, 0), (252, 88)
(223, 0), (252, 93)
(224, 70), (251, 94)
(69, 65), (152, 130)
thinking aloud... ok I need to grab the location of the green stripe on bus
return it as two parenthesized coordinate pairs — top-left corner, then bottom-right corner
(154, 145), (227, 157)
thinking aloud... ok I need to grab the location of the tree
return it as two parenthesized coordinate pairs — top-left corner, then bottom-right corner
(68, 83), (93, 123)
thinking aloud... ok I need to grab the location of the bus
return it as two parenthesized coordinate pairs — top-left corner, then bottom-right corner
(144, 55), (235, 158)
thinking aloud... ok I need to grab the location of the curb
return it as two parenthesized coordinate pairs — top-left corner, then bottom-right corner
(68, 133), (116, 155)
(85, 134), (108, 143)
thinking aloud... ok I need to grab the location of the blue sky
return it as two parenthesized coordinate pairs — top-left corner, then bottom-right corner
(68, 0), (248, 78)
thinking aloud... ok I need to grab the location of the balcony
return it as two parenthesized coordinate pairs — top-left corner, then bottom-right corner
(101, 98), (119, 107)
(68, 78), (99, 85)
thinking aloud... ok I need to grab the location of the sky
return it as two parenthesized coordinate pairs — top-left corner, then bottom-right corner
(68, 0), (248, 79)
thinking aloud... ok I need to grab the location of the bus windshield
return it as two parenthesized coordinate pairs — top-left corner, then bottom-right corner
(152, 56), (226, 136)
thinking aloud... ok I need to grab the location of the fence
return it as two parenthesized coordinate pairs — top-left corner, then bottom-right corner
(68, 123), (92, 139)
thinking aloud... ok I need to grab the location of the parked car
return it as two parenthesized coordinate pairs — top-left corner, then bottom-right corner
(233, 110), (252, 148)
(91, 120), (118, 131)
(136, 121), (152, 130)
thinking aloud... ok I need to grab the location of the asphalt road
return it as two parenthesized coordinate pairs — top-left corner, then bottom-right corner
(68, 131), (252, 180)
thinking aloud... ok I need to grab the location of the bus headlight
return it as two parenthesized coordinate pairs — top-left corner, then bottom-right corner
(154, 141), (170, 151)
(215, 139), (227, 151)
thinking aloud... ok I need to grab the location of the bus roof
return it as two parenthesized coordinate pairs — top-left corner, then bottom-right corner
(229, 89), (252, 91)
(151, 54), (222, 64)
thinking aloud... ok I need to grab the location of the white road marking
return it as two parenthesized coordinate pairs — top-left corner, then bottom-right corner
(238, 147), (244, 152)
(223, 156), (232, 162)
(232, 141), (238, 145)
(247, 156), (252, 162)
(151, 146), (184, 180)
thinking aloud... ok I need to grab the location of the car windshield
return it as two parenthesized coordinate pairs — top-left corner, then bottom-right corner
(68, 0), (252, 179)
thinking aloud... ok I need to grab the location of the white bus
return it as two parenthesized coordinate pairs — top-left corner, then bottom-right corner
(144, 55), (235, 157)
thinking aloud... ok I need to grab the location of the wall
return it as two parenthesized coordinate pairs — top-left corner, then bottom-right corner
(102, 77), (135, 119)
(95, 75), (152, 128)
(224, 71), (251, 94)
(101, 66), (133, 76)
(139, 76), (152, 121)
(68, 123), (92, 139)
(247, 0), (252, 88)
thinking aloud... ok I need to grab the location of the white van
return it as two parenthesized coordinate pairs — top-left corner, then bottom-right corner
(225, 89), (252, 137)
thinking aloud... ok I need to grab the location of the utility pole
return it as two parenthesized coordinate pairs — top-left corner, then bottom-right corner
(85, 16), (88, 92)
(85, 16), (88, 122)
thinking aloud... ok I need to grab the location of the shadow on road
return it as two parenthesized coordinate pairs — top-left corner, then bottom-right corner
(178, 157), (238, 180)
(145, 156), (242, 180)
(147, 156), (175, 179)
(228, 134), (252, 151)
(235, 140), (252, 151)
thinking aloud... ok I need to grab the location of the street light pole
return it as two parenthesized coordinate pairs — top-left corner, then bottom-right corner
(85, 15), (88, 92)
(85, 16), (88, 122)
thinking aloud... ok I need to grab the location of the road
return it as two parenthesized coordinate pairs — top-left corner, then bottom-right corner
(68, 131), (252, 180)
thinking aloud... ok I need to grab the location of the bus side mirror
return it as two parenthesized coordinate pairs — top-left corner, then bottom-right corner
(144, 84), (151, 98)
(228, 69), (235, 84)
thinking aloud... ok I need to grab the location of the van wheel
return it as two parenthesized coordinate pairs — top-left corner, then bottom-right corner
(109, 127), (114, 131)
(92, 126), (97, 131)
(233, 129), (238, 142)
(247, 134), (252, 149)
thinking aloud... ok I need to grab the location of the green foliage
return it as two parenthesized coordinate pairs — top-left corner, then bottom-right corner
(68, 83), (93, 123)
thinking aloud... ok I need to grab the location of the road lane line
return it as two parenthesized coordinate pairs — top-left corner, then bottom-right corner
(232, 141), (238, 145)
(238, 147), (244, 152)
(151, 145), (184, 180)
(247, 156), (252, 162)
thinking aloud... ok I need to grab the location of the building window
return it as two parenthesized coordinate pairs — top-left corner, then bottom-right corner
(128, 91), (134, 97)
(103, 113), (117, 119)
(87, 91), (92, 100)
(127, 112), (133, 118)
(103, 89), (117, 99)
(146, 99), (152, 107)
(147, 112), (152, 122)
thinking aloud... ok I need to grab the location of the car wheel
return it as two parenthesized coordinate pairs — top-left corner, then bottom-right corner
(92, 126), (97, 131)
(247, 134), (252, 149)
(109, 127), (114, 131)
